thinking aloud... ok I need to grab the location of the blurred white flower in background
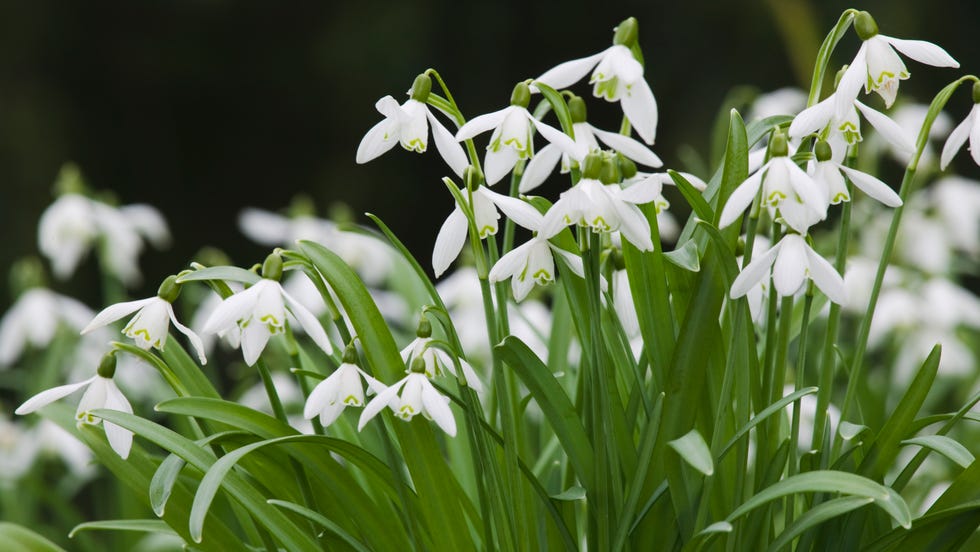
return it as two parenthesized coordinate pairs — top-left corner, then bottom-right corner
(0, 287), (94, 367)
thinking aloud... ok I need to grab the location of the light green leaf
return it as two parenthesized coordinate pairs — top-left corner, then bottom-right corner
(664, 240), (701, 272)
(902, 435), (975, 469)
(0, 522), (67, 552)
(718, 387), (818, 461)
(839, 421), (869, 441)
(767, 496), (874, 552)
(669, 429), (714, 476)
(70, 520), (177, 538)
(267, 500), (371, 552)
(176, 265), (261, 285)
(552, 486), (587, 501)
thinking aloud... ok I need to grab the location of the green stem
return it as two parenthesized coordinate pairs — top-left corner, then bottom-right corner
(785, 290), (814, 530)
(806, 9), (858, 107)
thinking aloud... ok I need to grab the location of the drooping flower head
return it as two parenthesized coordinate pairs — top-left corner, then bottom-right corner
(303, 341), (383, 427)
(940, 82), (980, 170)
(81, 275), (207, 364)
(356, 74), (468, 177)
(15, 352), (134, 459)
(400, 315), (484, 394)
(808, 140), (902, 208)
(358, 356), (457, 437)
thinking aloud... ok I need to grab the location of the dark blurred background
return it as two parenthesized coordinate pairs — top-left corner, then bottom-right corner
(1, 0), (978, 307)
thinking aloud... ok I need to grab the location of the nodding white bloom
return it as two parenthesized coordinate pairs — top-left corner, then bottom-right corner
(455, 83), (586, 186)
(534, 18), (658, 144)
(432, 184), (542, 277)
(521, 96), (663, 193)
(303, 344), (383, 427)
(808, 141), (902, 207)
(0, 287), (94, 367)
(789, 92), (915, 162)
(747, 87), (807, 122)
(356, 74), (468, 177)
(400, 318), (484, 394)
(731, 233), (846, 305)
(940, 94), (980, 169)
(358, 369), (457, 437)
(81, 276), (207, 364)
(16, 354), (133, 460)
(719, 134), (827, 230)
(202, 259), (334, 365)
(835, 11), (958, 118)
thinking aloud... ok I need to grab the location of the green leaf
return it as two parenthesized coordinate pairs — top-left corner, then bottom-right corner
(267, 500), (371, 552)
(859, 345), (941, 480)
(176, 265), (261, 285)
(552, 486), (587, 501)
(531, 81), (575, 138)
(669, 170), (714, 223)
(150, 453), (187, 517)
(664, 240), (701, 272)
(496, 335), (594, 486)
(669, 429), (714, 476)
(767, 496), (874, 552)
(0, 522), (67, 552)
(717, 388), (818, 461)
(726, 471), (911, 530)
(901, 435), (975, 469)
(839, 422), (870, 441)
(70, 520), (177, 538)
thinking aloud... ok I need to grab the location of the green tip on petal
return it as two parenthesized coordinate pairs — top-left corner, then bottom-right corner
(97, 352), (117, 379)
(613, 17), (639, 47)
(616, 153), (638, 179)
(854, 11), (878, 40)
(568, 95), (588, 123)
(416, 316), (432, 339)
(582, 152), (604, 180)
(510, 82), (531, 108)
(157, 275), (181, 303)
(815, 140), (833, 162)
(10, 257), (46, 297)
(342, 341), (359, 364)
(599, 156), (621, 184)
(464, 165), (484, 190)
(972, 81), (980, 104)
(410, 356), (427, 374)
(261, 252), (284, 281)
(770, 130), (789, 157)
(410, 73), (432, 102)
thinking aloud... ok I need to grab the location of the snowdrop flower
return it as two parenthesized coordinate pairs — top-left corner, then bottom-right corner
(356, 74), (468, 177)
(808, 140), (902, 207)
(358, 358), (456, 437)
(0, 416), (40, 485)
(940, 83), (980, 169)
(455, 82), (586, 186)
(790, 90), (914, 163)
(931, 177), (980, 257)
(16, 353), (133, 459)
(400, 316), (484, 394)
(433, 175), (543, 277)
(747, 88), (807, 122)
(521, 95), (662, 193)
(202, 254), (334, 366)
(719, 131), (827, 230)
(612, 265), (639, 337)
(731, 233), (846, 304)
(303, 342), (382, 427)
(835, 11), (958, 117)
(81, 276), (207, 363)
(0, 286), (94, 367)
(534, 17), (658, 144)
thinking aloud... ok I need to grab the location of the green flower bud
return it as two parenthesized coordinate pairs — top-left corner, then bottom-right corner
(815, 140), (833, 162)
(410, 355), (427, 374)
(568, 95), (588, 124)
(54, 163), (86, 196)
(9, 257), (46, 297)
(770, 130), (789, 157)
(416, 316), (432, 339)
(973, 81), (980, 104)
(97, 352), (117, 379)
(410, 73), (432, 103)
(510, 82), (531, 108)
(617, 153), (638, 180)
(464, 165), (484, 190)
(194, 247), (231, 268)
(288, 194), (316, 217)
(582, 152), (604, 179)
(613, 17), (639, 47)
(599, 156), (621, 185)
(157, 275), (181, 303)
(854, 11), (878, 41)
(261, 252), (283, 281)
(342, 341), (359, 365)
(611, 249), (626, 271)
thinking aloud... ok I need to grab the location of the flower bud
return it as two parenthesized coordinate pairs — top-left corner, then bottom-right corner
(262, 252), (283, 281)
(510, 82), (531, 108)
(770, 130), (789, 157)
(973, 81), (980, 104)
(9, 257), (46, 296)
(157, 275), (181, 303)
(54, 163), (86, 196)
(613, 17), (639, 47)
(568, 95), (588, 124)
(464, 165), (484, 190)
(288, 194), (316, 217)
(814, 140), (833, 162)
(617, 153), (638, 180)
(410, 73), (432, 103)
(854, 11), (878, 41)
(410, 355), (427, 374)
(582, 152), (604, 180)
(342, 341), (359, 365)
(599, 156), (621, 185)
(416, 316), (432, 339)
(97, 352), (117, 379)
(611, 249), (626, 271)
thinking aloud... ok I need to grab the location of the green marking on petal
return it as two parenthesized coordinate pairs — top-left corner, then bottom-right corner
(532, 269), (552, 284)
(343, 395), (361, 406)
(833, 192), (850, 203)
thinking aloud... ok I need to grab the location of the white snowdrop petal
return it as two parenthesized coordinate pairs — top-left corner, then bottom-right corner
(426, 109), (469, 177)
(520, 143), (562, 193)
(730, 241), (782, 299)
(421, 379), (456, 437)
(882, 36), (959, 68)
(803, 244), (847, 305)
(82, 298), (155, 335)
(590, 126), (663, 167)
(534, 50), (607, 90)
(621, 79), (658, 145)
(15, 377), (96, 415)
(432, 207), (469, 278)
(838, 166), (902, 207)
